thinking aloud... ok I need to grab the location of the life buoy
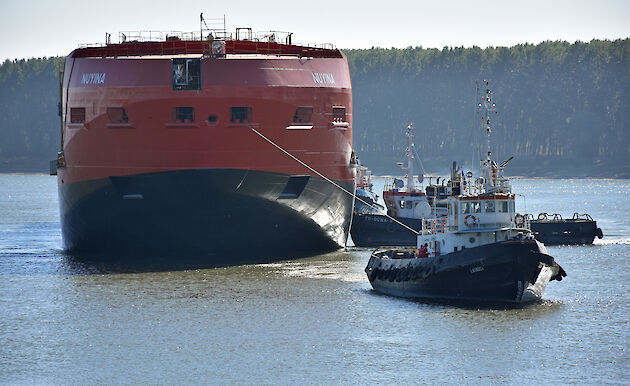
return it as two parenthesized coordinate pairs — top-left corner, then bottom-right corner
(464, 214), (478, 227)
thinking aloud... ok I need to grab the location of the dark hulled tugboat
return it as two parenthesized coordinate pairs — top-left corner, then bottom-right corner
(364, 81), (566, 303)
(350, 124), (465, 247)
(353, 163), (385, 215)
(350, 124), (431, 247)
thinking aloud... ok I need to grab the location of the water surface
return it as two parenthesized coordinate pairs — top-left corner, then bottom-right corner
(1, 175), (628, 384)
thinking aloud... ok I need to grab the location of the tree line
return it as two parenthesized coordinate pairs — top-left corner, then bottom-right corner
(0, 39), (628, 177)
(345, 39), (629, 177)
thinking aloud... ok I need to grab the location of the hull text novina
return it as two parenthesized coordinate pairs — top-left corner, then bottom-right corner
(57, 23), (355, 263)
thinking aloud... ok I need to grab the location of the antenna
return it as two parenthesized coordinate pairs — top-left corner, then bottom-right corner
(478, 79), (497, 163)
(405, 123), (416, 191)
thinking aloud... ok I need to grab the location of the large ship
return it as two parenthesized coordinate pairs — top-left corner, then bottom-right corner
(57, 17), (355, 262)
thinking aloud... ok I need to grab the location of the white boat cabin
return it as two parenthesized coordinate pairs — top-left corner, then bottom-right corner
(413, 192), (526, 258)
(447, 193), (515, 231)
(383, 190), (432, 219)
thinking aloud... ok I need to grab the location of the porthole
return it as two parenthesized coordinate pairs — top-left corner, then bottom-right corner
(207, 115), (218, 123)
(469, 237), (475, 243)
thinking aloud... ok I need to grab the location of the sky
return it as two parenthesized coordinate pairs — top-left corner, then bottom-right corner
(1, 0), (629, 61)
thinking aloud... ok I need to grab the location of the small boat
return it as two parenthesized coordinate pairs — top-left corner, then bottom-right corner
(364, 81), (566, 303)
(353, 163), (385, 215)
(522, 212), (603, 245)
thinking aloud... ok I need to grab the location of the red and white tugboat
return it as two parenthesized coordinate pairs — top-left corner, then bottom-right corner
(56, 16), (355, 262)
(351, 123), (465, 247)
(364, 82), (566, 303)
(350, 124), (433, 247)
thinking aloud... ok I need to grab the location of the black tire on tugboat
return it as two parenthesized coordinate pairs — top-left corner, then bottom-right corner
(413, 266), (423, 280)
(387, 268), (396, 282)
(394, 268), (403, 282)
(369, 269), (378, 282)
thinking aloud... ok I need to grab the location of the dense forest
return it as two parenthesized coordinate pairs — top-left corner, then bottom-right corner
(0, 39), (628, 177)
(0, 56), (63, 171)
(346, 39), (630, 177)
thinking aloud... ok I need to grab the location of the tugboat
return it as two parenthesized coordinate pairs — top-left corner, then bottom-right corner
(350, 124), (430, 246)
(353, 162), (385, 215)
(364, 81), (566, 303)
(350, 124), (464, 247)
(522, 212), (604, 245)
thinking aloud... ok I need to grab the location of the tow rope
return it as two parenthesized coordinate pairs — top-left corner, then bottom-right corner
(250, 127), (421, 239)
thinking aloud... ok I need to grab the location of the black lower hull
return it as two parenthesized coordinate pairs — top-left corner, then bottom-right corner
(365, 240), (565, 303)
(58, 168), (353, 264)
(350, 213), (421, 247)
(530, 220), (603, 245)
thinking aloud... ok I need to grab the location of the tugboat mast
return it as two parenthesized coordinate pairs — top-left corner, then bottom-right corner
(405, 123), (417, 192)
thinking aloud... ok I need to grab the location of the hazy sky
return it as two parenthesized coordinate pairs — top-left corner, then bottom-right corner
(1, 0), (628, 61)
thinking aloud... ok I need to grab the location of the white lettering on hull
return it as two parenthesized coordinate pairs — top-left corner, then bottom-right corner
(81, 73), (106, 85)
(312, 72), (335, 85)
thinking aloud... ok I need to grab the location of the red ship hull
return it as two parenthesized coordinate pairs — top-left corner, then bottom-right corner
(58, 41), (355, 263)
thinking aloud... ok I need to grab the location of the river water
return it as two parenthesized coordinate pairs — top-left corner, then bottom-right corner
(1, 174), (628, 384)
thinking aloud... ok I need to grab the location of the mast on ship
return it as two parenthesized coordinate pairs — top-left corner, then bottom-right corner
(397, 123), (420, 192)
(477, 80), (511, 194)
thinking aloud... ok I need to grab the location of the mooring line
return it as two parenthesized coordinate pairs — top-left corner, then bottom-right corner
(250, 127), (421, 236)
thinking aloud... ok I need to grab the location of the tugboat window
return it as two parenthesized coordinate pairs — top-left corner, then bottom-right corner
(107, 107), (128, 123)
(173, 107), (194, 123)
(292, 106), (313, 123)
(70, 107), (85, 123)
(473, 201), (481, 213)
(172, 58), (201, 91)
(485, 201), (495, 213)
(498, 201), (508, 213)
(231, 107), (252, 123)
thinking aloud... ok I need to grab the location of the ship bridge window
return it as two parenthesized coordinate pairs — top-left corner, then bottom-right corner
(231, 107), (252, 123)
(399, 200), (412, 209)
(70, 107), (85, 123)
(498, 201), (508, 213)
(462, 202), (471, 214)
(172, 58), (201, 91)
(472, 201), (481, 213)
(173, 107), (195, 123)
(485, 201), (495, 213)
(107, 107), (128, 123)
(292, 106), (313, 123)
(332, 106), (346, 122)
